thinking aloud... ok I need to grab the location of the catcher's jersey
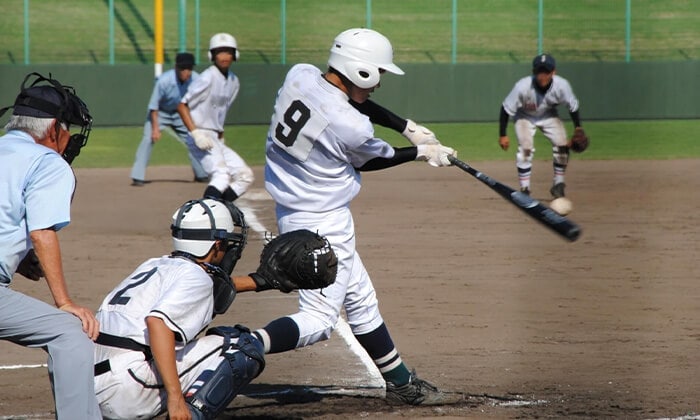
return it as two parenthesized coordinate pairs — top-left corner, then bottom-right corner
(96, 256), (214, 347)
(502, 75), (579, 120)
(264, 64), (395, 212)
(181, 65), (239, 132)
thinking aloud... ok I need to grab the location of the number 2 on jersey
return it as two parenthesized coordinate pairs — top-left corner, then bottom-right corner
(108, 267), (158, 305)
(275, 100), (311, 146)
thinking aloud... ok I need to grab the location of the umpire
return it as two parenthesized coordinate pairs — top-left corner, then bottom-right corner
(0, 73), (101, 419)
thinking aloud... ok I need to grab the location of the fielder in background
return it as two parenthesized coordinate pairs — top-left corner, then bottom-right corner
(254, 28), (464, 406)
(0, 73), (101, 419)
(178, 33), (253, 202)
(130, 52), (208, 186)
(94, 198), (336, 419)
(498, 53), (586, 198)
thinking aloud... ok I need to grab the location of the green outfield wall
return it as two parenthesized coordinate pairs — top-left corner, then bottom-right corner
(1, 61), (698, 126)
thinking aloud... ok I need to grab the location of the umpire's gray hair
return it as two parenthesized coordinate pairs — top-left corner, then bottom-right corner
(4, 115), (56, 139)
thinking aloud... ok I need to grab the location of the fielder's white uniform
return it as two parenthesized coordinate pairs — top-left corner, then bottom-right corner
(503, 74), (579, 150)
(265, 64), (396, 345)
(94, 256), (241, 419)
(182, 66), (253, 197)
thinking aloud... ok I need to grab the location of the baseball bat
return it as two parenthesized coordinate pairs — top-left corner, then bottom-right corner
(447, 155), (581, 242)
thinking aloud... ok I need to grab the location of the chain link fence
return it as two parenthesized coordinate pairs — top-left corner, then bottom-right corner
(1, 0), (699, 65)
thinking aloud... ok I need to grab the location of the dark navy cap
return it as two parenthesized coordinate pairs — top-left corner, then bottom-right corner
(12, 86), (66, 119)
(176, 52), (195, 69)
(532, 53), (556, 72)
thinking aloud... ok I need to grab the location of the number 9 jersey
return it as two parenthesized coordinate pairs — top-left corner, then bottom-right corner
(264, 64), (395, 212)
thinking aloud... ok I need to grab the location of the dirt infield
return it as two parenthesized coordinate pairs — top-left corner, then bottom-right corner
(1, 160), (698, 419)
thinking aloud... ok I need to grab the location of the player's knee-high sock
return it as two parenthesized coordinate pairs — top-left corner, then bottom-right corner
(552, 146), (569, 185)
(516, 147), (533, 189)
(355, 323), (411, 386)
(253, 317), (299, 354)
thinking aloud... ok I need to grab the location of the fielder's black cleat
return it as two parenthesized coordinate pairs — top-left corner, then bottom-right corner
(131, 179), (147, 187)
(550, 182), (566, 198)
(520, 186), (530, 195)
(385, 370), (464, 406)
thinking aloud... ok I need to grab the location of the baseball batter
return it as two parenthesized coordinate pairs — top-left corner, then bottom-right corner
(178, 33), (253, 202)
(130, 52), (207, 186)
(0, 73), (100, 419)
(499, 53), (583, 198)
(94, 198), (264, 419)
(254, 28), (463, 406)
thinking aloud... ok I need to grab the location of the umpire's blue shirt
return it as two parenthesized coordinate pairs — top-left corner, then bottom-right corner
(148, 68), (199, 114)
(0, 130), (74, 283)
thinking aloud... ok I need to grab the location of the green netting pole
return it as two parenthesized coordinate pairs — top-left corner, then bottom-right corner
(23, 0), (29, 64)
(537, 0), (543, 54)
(280, 0), (286, 64)
(109, 0), (115, 64)
(451, 0), (457, 64)
(625, 0), (631, 62)
(195, 0), (200, 64)
(366, 0), (372, 28)
(179, 0), (187, 53)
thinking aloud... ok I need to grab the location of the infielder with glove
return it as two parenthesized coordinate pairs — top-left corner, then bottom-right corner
(177, 33), (254, 202)
(0, 73), (100, 418)
(255, 28), (463, 406)
(94, 198), (336, 419)
(499, 53), (588, 198)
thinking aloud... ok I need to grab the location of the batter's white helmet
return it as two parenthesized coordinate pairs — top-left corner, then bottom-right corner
(171, 198), (247, 258)
(327, 28), (404, 89)
(208, 32), (240, 61)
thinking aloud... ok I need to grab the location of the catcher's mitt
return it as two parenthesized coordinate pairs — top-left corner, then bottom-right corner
(569, 127), (589, 153)
(250, 229), (338, 293)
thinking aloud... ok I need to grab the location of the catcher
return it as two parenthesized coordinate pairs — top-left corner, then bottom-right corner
(498, 53), (588, 198)
(93, 198), (336, 420)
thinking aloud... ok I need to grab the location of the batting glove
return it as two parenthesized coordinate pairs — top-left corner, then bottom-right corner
(416, 144), (457, 167)
(402, 119), (440, 146)
(192, 129), (215, 151)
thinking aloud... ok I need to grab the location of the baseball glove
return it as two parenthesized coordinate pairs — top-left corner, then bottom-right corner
(569, 127), (589, 153)
(250, 229), (338, 293)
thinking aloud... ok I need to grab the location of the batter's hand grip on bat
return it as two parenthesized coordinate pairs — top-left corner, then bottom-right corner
(447, 155), (581, 242)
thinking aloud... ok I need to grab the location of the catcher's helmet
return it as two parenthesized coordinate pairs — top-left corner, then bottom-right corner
(327, 28), (404, 89)
(171, 198), (247, 259)
(208, 32), (239, 62)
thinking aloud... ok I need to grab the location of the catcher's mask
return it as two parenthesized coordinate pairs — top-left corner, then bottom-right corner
(0, 72), (93, 164)
(171, 198), (248, 270)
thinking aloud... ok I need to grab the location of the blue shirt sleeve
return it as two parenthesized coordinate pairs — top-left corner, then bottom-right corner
(24, 154), (75, 232)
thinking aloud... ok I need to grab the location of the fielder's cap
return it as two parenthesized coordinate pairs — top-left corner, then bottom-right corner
(175, 52), (195, 69)
(532, 53), (556, 72)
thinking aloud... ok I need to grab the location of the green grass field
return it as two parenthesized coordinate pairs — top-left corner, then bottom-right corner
(2, 0), (699, 65)
(74, 119), (700, 169)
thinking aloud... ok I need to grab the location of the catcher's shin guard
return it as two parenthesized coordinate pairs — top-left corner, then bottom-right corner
(186, 332), (265, 419)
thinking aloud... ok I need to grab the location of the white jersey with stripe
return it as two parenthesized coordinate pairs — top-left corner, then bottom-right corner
(181, 65), (239, 132)
(502, 74), (579, 121)
(96, 256), (214, 348)
(264, 64), (395, 212)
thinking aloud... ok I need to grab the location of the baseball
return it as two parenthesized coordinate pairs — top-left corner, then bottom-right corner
(549, 197), (573, 216)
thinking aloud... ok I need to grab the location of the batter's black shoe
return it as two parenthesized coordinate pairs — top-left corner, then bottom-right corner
(194, 176), (209, 183)
(385, 370), (464, 406)
(520, 186), (530, 195)
(550, 182), (566, 198)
